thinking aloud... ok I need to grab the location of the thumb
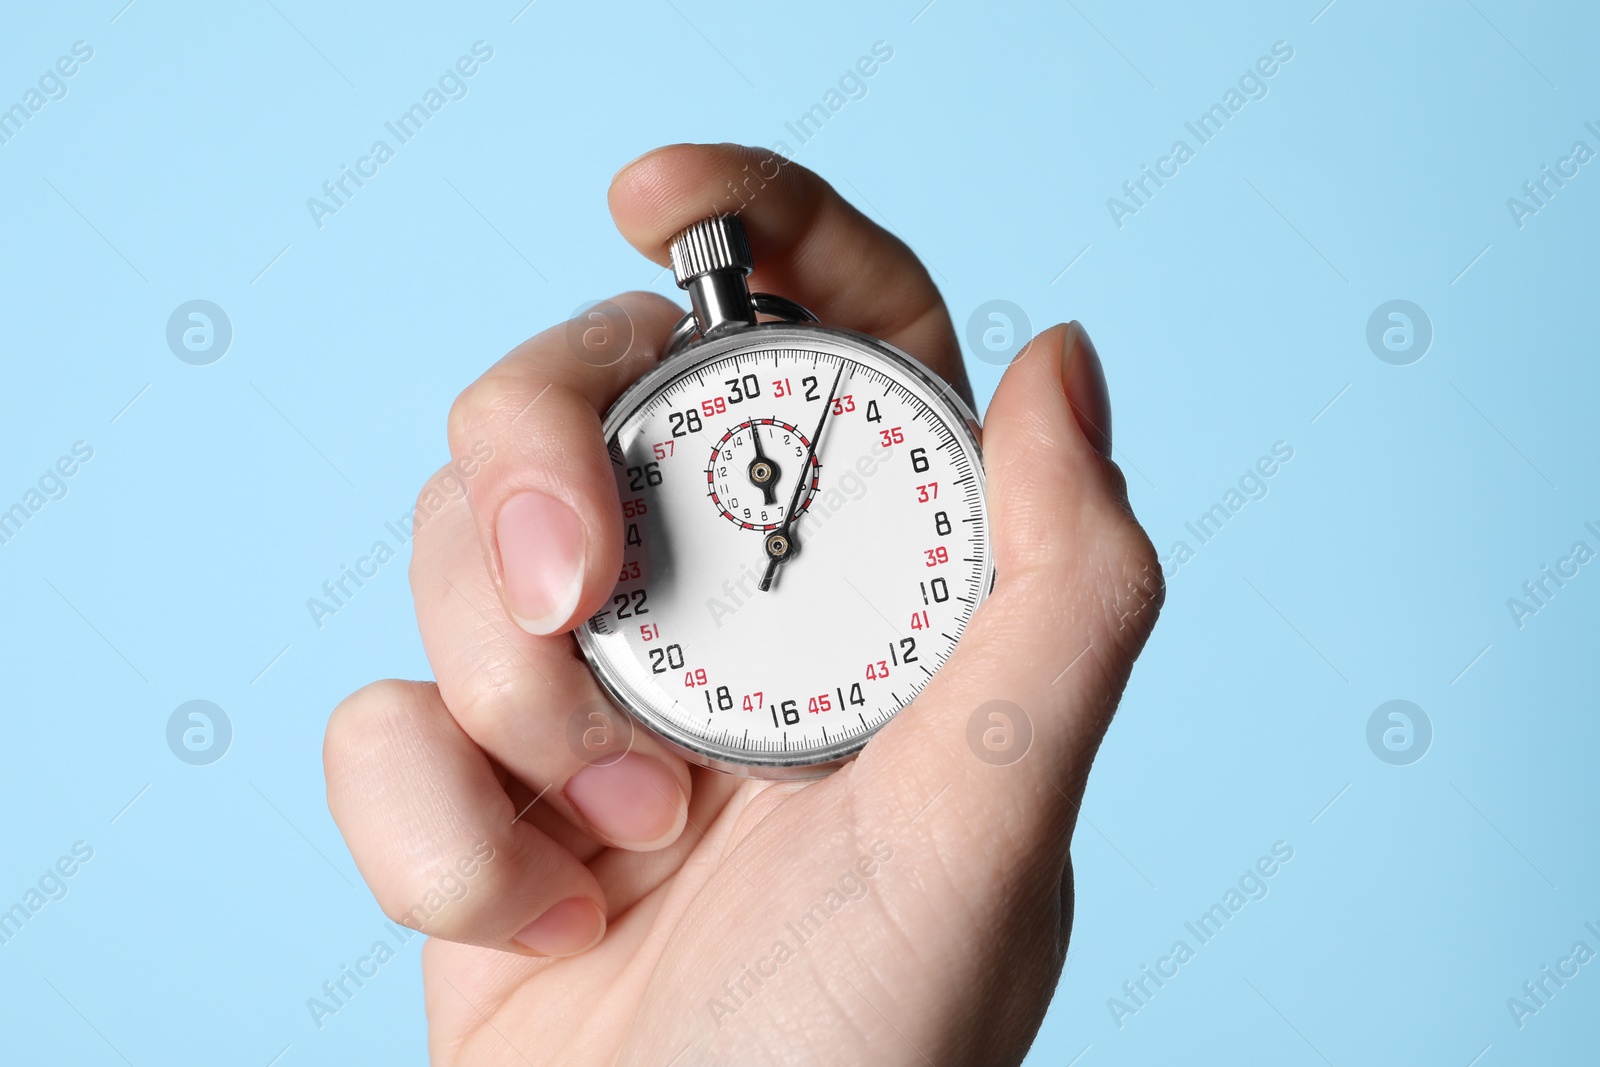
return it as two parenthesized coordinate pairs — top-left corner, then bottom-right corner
(858, 322), (1163, 842)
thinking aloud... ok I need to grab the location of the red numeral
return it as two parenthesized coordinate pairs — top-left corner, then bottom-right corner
(619, 560), (642, 581)
(742, 691), (764, 713)
(701, 397), (728, 417)
(807, 693), (833, 715)
(924, 546), (949, 567)
(639, 623), (659, 641)
(866, 660), (890, 680)
(916, 483), (938, 503)
(622, 497), (648, 517)
(684, 669), (708, 688)
(909, 610), (928, 630)
(773, 378), (792, 398)
(830, 395), (856, 415)
(879, 426), (905, 446)
(652, 440), (675, 460)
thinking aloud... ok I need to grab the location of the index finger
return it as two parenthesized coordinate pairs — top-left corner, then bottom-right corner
(609, 142), (971, 404)
(447, 290), (683, 635)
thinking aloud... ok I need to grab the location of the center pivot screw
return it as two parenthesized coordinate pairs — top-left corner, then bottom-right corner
(764, 531), (792, 561)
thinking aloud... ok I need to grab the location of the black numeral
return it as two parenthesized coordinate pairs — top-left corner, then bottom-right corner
(725, 374), (761, 404)
(802, 375), (819, 401)
(613, 588), (649, 619)
(770, 699), (800, 727)
(866, 399), (882, 423)
(910, 447), (930, 473)
(934, 510), (951, 536)
(648, 643), (685, 673)
(703, 685), (733, 713)
(920, 578), (949, 605)
(627, 461), (663, 491)
(626, 522), (642, 547)
(668, 409), (703, 437)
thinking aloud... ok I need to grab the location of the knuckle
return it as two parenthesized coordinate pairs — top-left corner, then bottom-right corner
(324, 679), (428, 776)
(408, 465), (452, 533)
(447, 365), (560, 457)
(1101, 459), (1132, 508)
(376, 837), (506, 938)
(609, 288), (683, 325)
(444, 640), (544, 747)
(1099, 518), (1165, 652)
(406, 462), (474, 552)
(446, 373), (512, 456)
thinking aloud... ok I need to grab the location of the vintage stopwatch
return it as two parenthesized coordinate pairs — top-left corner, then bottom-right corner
(576, 214), (993, 778)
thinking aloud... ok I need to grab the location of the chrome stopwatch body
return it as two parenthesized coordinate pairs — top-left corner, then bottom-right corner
(574, 216), (993, 778)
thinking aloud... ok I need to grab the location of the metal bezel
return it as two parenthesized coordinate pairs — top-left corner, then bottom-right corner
(575, 322), (992, 780)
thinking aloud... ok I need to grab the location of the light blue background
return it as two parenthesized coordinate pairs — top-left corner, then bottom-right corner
(1, 0), (1596, 1063)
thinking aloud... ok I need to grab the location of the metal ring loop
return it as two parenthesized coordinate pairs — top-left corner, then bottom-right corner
(751, 293), (819, 324)
(664, 292), (821, 359)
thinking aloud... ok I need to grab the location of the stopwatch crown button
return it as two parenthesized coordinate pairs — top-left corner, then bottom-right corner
(670, 214), (753, 287)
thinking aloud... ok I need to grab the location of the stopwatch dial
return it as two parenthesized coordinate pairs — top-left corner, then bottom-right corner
(706, 419), (819, 531)
(581, 341), (991, 774)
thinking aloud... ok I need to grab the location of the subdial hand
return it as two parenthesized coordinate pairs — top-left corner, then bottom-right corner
(746, 424), (780, 506)
(760, 362), (847, 592)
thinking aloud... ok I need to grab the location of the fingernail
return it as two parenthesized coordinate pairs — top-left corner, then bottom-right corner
(513, 897), (606, 957)
(564, 753), (688, 850)
(1064, 321), (1112, 457)
(496, 491), (586, 635)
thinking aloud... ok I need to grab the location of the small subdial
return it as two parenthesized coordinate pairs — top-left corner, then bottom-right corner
(706, 418), (819, 530)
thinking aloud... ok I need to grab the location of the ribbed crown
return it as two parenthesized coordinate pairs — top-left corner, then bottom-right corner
(669, 215), (753, 287)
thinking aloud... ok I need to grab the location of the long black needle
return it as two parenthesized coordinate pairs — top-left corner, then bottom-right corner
(760, 361), (847, 592)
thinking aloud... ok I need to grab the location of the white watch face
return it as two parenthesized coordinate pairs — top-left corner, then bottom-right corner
(577, 326), (992, 777)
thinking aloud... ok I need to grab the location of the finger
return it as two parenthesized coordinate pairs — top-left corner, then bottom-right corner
(408, 474), (692, 852)
(1064, 320), (1113, 457)
(446, 289), (683, 636)
(324, 680), (609, 957)
(609, 142), (970, 402)
(861, 322), (1162, 832)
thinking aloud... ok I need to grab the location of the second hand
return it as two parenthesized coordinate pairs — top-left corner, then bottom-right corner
(759, 361), (847, 592)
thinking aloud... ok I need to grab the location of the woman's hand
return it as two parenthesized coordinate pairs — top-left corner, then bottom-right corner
(323, 143), (1162, 1066)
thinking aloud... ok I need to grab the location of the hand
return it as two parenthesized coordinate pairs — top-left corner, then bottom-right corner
(323, 143), (1163, 1066)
